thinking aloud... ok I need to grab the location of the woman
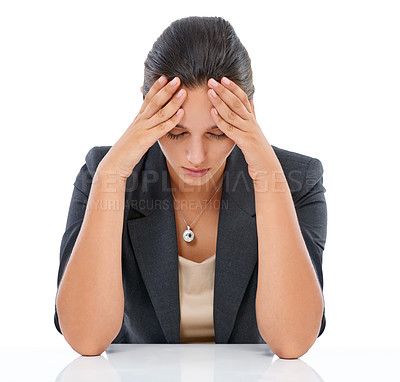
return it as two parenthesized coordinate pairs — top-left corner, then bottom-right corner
(54, 16), (327, 359)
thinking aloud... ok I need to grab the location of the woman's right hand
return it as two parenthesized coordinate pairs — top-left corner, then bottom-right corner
(98, 75), (187, 180)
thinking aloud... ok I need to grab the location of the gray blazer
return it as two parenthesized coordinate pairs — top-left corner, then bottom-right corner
(54, 142), (327, 344)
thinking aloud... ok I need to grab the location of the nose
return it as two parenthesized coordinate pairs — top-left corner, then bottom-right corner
(186, 140), (207, 167)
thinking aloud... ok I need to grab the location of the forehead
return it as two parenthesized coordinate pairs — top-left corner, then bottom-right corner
(175, 124), (219, 131)
(179, 85), (212, 109)
(175, 85), (217, 129)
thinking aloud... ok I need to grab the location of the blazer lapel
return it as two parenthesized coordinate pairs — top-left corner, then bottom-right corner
(213, 145), (258, 343)
(126, 143), (257, 344)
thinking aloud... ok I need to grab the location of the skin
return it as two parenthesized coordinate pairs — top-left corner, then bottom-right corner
(154, 84), (255, 204)
(203, 76), (324, 359)
(140, 77), (323, 358)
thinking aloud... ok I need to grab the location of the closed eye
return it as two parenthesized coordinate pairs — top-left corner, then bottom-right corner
(166, 132), (226, 140)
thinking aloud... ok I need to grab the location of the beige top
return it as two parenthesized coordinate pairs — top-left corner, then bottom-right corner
(178, 253), (216, 344)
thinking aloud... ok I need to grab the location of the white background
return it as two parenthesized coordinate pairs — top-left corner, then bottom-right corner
(1, 0), (399, 349)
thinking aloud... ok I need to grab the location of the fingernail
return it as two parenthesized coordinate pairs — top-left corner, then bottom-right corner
(222, 77), (230, 85)
(159, 75), (166, 83)
(210, 78), (218, 87)
(171, 77), (179, 86)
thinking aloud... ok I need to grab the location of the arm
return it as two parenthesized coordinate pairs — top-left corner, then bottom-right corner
(55, 75), (187, 355)
(254, 157), (326, 359)
(56, 164), (127, 356)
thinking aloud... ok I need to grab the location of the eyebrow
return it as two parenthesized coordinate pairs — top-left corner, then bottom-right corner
(175, 125), (219, 131)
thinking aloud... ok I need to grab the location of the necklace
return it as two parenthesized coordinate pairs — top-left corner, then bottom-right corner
(171, 181), (223, 243)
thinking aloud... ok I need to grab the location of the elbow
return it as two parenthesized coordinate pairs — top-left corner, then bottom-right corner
(257, 308), (324, 359)
(272, 343), (312, 359)
(57, 324), (109, 356)
(272, 326), (321, 359)
(56, 308), (115, 357)
(259, 329), (318, 360)
(263, 335), (317, 359)
(79, 350), (106, 357)
(71, 342), (109, 357)
(59, 327), (110, 357)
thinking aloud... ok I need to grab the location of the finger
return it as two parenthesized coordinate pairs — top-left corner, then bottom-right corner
(138, 75), (168, 114)
(210, 107), (245, 145)
(207, 88), (247, 132)
(142, 76), (182, 119)
(210, 77), (253, 116)
(136, 106), (184, 151)
(153, 107), (185, 138)
(148, 86), (187, 129)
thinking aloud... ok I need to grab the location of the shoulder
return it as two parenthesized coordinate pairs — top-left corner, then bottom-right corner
(71, 145), (112, 195)
(84, 145), (112, 177)
(73, 145), (150, 195)
(271, 144), (323, 170)
(270, 144), (325, 200)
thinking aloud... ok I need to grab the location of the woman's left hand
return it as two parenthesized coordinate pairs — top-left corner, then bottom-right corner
(207, 77), (280, 182)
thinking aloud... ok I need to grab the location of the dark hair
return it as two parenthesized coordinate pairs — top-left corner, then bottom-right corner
(142, 16), (255, 101)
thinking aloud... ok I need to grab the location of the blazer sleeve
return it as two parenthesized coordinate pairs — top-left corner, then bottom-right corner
(294, 157), (328, 338)
(53, 146), (127, 343)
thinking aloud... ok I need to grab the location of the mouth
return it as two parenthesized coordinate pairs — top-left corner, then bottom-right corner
(182, 167), (210, 177)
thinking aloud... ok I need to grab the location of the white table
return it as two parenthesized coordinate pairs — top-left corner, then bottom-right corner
(1, 345), (399, 381)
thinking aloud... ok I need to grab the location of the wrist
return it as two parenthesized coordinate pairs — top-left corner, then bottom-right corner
(253, 169), (288, 194)
(94, 166), (127, 193)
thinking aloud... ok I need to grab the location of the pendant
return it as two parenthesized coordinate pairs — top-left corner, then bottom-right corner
(183, 226), (194, 242)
